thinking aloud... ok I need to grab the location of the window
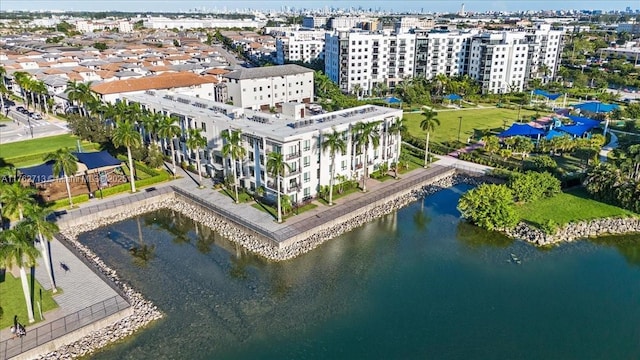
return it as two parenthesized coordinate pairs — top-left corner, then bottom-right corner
(201, 122), (206, 132)
(304, 187), (310, 197)
(303, 140), (311, 151)
(304, 172), (310, 183)
(341, 160), (347, 170)
(304, 156), (310, 167)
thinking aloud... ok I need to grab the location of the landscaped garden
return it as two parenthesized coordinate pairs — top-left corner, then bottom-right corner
(0, 273), (59, 329)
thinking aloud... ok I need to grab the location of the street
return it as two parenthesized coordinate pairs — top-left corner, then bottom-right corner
(0, 105), (70, 144)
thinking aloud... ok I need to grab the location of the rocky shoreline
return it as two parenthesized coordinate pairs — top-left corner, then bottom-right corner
(507, 217), (640, 246)
(33, 173), (483, 358)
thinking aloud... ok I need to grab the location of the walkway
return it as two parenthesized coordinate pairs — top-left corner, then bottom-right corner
(599, 131), (619, 162)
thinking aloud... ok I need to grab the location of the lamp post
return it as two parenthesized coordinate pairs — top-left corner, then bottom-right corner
(27, 117), (33, 139)
(457, 116), (463, 143)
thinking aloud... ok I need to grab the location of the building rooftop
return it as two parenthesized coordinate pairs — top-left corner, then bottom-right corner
(223, 64), (313, 80)
(91, 72), (215, 95)
(124, 91), (401, 142)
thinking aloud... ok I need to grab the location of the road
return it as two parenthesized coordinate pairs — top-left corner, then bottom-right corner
(0, 107), (70, 144)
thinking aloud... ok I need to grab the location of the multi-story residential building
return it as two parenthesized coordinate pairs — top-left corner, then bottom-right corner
(617, 22), (640, 35)
(326, 26), (563, 94)
(467, 32), (531, 94)
(124, 91), (403, 204)
(325, 30), (416, 96)
(274, 29), (327, 65)
(414, 30), (477, 79)
(302, 16), (328, 29)
(142, 16), (267, 30)
(327, 16), (370, 30)
(599, 45), (640, 63)
(394, 17), (435, 34)
(222, 64), (314, 110)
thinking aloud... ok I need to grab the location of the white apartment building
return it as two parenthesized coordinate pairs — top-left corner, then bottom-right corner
(414, 30), (477, 79)
(326, 26), (563, 94)
(142, 16), (267, 30)
(222, 64), (314, 110)
(302, 16), (328, 29)
(125, 91), (403, 204)
(274, 29), (328, 65)
(325, 30), (416, 96)
(328, 17), (370, 30)
(394, 17), (435, 34)
(118, 21), (133, 33)
(467, 32), (531, 94)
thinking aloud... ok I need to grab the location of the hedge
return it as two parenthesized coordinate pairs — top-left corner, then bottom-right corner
(99, 170), (171, 197)
(50, 194), (91, 209)
(6, 143), (101, 167)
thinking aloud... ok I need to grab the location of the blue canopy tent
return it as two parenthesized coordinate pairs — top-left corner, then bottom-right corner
(444, 94), (462, 101)
(572, 101), (619, 113)
(498, 123), (545, 138)
(384, 96), (402, 104)
(566, 115), (601, 129)
(533, 89), (563, 101)
(545, 129), (566, 140)
(72, 151), (122, 171)
(18, 161), (61, 184)
(556, 123), (597, 137)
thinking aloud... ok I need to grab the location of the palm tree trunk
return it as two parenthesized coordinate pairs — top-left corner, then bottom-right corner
(39, 231), (57, 293)
(424, 132), (430, 168)
(19, 266), (35, 323)
(64, 173), (73, 207)
(276, 173), (282, 223)
(231, 154), (239, 203)
(170, 139), (177, 178)
(196, 147), (203, 187)
(329, 155), (335, 206)
(127, 146), (137, 192)
(362, 151), (368, 192)
(396, 134), (401, 179)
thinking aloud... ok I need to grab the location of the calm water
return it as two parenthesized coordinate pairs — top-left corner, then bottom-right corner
(79, 185), (640, 360)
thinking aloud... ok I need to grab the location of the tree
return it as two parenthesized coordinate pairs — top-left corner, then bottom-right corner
(112, 120), (142, 193)
(13, 71), (32, 108)
(221, 129), (246, 203)
(0, 66), (6, 111)
(157, 114), (182, 177)
(0, 182), (35, 221)
(457, 184), (518, 231)
(420, 109), (440, 167)
(186, 128), (208, 187)
(0, 222), (41, 323)
(266, 151), (291, 223)
(512, 136), (534, 159)
(387, 117), (406, 179)
(482, 135), (500, 158)
(321, 128), (346, 206)
(44, 149), (78, 206)
(351, 121), (381, 192)
(524, 155), (557, 173)
(508, 171), (560, 203)
(23, 203), (59, 293)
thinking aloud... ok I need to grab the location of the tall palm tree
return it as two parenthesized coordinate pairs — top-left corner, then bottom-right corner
(0, 182), (36, 220)
(157, 114), (182, 177)
(112, 119), (142, 193)
(420, 109), (440, 168)
(0, 222), (41, 323)
(31, 80), (48, 114)
(352, 83), (363, 99)
(186, 128), (208, 187)
(221, 129), (246, 203)
(44, 148), (78, 207)
(387, 117), (406, 179)
(13, 71), (31, 108)
(266, 151), (291, 223)
(64, 80), (82, 114)
(23, 203), (59, 293)
(321, 128), (346, 206)
(351, 121), (381, 192)
(0, 66), (6, 111)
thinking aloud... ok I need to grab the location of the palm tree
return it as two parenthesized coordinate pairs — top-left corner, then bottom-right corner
(0, 222), (41, 323)
(44, 149), (78, 207)
(157, 114), (182, 177)
(13, 71), (31, 107)
(31, 80), (48, 114)
(352, 83), (363, 99)
(0, 66), (6, 111)
(221, 129), (246, 203)
(64, 80), (82, 114)
(0, 182), (36, 220)
(266, 151), (291, 223)
(23, 203), (59, 293)
(112, 120), (142, 193)
(186, 128), (208, 187)
(420, 109), (440, 167)
(351, 121), (381, 192)
(321, 128), (346, 206)
(387, 117), (407, 179)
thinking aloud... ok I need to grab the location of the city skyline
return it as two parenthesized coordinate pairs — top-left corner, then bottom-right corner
(1, 0), (637, 13)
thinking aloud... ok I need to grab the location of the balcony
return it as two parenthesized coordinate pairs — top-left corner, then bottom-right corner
(286, 151), (301, 160)
(355, 163), (363, 170)
(287, 183), (300, 193)
(287, 168), (301, 176)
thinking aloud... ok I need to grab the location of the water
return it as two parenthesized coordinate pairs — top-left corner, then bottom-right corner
(79, 185), (640, 359)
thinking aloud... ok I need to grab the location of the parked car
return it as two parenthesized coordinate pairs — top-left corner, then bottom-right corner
(30, 112), (43, 120)
(16, 106), (25, 112)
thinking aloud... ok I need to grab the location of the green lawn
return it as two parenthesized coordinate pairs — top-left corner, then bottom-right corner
(251, 201), (318, 220)
(219, 188), (253, 203)
(403, 107), (538, 144)
(517, 187), (637, 228)
(0, 134), (100, 167)
(0, 273), (59, 329)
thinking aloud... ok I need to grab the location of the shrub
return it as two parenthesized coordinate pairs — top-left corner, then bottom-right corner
(508, 171), (561, 203)
(540, 219), (559, 235)
(458, 184), (518, 231)
(50, 194), (90, 209)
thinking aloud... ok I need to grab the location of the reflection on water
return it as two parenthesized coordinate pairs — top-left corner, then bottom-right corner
(81, 185), (640, 360)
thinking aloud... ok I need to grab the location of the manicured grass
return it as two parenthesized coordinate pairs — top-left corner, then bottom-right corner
(251, 201), (318, 220)
(0, 134), (100, 167)
(0, 273), (59, 329)
(219, 188), (253, 203)
(317, 186), (361, 205)
(517, 187), (637, 228)
(403, 107), (538, 144)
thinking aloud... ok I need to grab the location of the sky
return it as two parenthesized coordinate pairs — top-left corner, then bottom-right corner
(0, 0), (637, 13)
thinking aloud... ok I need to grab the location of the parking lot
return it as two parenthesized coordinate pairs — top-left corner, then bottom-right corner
(0, 100), (70, 144)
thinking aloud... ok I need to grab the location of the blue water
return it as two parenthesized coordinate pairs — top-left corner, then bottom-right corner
(79, 185), (640, 359)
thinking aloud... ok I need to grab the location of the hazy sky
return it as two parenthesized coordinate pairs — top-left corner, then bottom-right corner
(1, 0), (637, 13)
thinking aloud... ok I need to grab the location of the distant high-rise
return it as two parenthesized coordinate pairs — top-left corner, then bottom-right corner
(459, 3), (466, 17)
